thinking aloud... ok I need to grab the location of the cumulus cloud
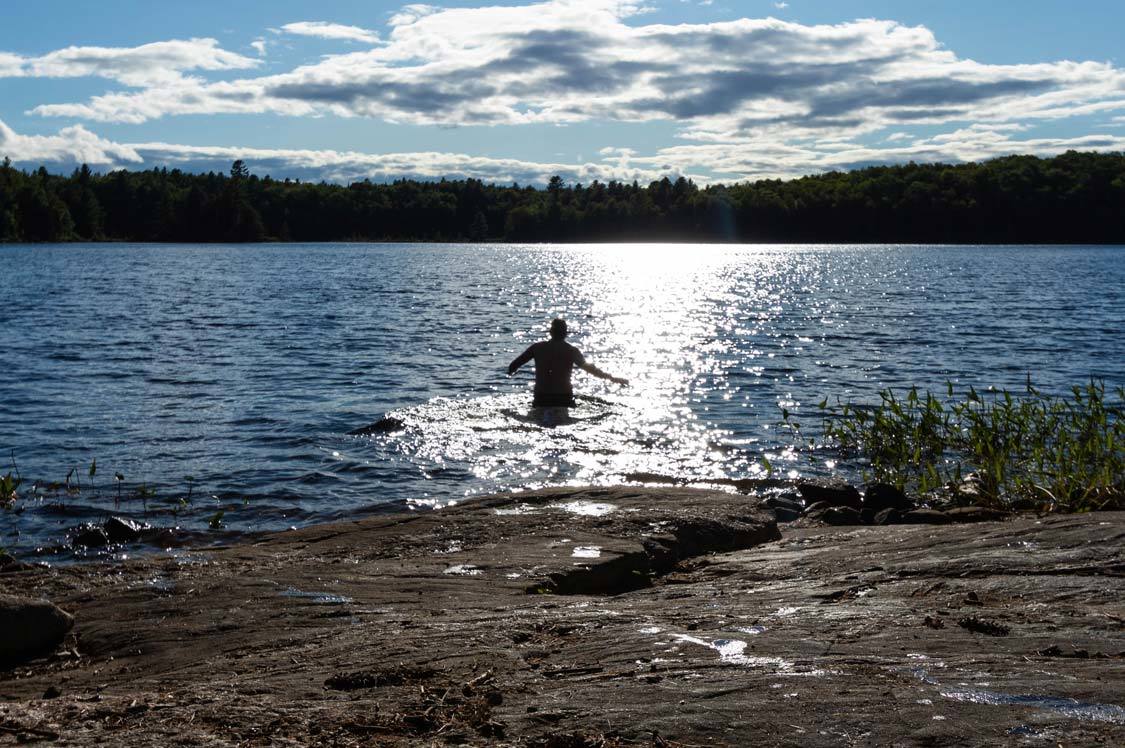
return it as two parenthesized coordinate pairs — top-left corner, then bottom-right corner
(280, 21), (381, 45)
(0, 117), (673, 183)
(26, 0), (1125, 140)
(0, 38), (259, 87)
(2, 117), (1123, 186)
(0, 119), (142, 166)
(626, 124), (1125, 181)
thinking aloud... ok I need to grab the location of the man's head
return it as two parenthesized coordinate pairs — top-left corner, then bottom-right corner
(550, 318), (568, 339)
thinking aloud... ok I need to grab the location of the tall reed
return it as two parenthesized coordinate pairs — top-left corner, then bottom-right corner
(818, 379), (1123, 512)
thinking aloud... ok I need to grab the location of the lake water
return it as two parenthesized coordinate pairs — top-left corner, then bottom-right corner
(1, 243), (1122, 557)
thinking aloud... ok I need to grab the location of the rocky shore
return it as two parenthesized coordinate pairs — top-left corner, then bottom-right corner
(0, 485), (1122, 746)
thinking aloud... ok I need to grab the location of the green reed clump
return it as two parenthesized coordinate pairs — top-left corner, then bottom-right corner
(819, 379), (1123, 512)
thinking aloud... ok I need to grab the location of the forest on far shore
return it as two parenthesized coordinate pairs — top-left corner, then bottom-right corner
(1, 150), (1123, 244)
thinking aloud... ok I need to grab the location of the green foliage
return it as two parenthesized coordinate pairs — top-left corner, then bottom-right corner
(0, 472), (21, 504)
(820, 380), (1124, 512)
(1, 151), (1124, 243)
(208, 510), (225, 529)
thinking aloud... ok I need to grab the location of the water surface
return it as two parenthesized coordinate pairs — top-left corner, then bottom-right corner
(1, 243), (1121, 556)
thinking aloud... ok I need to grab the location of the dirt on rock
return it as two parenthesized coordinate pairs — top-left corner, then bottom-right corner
(0, 486), (1121, 746)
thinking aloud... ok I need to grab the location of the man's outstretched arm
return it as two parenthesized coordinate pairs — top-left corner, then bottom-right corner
(579, 361), (629, 386)
(508, 345), (535, 376)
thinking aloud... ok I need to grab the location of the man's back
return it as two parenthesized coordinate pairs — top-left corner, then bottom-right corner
(527, 339), (586, 397)
(507, 319), (627, 407)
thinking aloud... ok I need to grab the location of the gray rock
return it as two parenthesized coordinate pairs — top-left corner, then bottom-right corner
(808, 505), (862, 526)
(797, 480), (861, 509)
(874, 508), (904, 525)
(0, 595), (74, 666)
(802, 501), (833, 516)
(945, 506), (1010, 523)
(863, 483), (914, 512)
(901, 509), (952, 525)
(763, 496), (803, 522)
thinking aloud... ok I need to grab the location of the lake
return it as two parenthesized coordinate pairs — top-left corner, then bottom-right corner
(1, 243), (1122, 557)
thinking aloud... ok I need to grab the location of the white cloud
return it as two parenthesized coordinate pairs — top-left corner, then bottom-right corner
(0, 38), (259, 87)
(0, 119), (142, 166)
(27, 0), (1125, 146)
(251, 39), (268, 57)
(280, 21), (381, 45)
(0, 117), (674, 183)
(2, 117), (1123, 187)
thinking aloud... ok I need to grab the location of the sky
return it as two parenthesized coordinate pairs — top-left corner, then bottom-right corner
(2, 0), (1125, 185)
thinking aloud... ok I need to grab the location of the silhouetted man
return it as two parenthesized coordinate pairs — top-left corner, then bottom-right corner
(508, 319), (628, 407)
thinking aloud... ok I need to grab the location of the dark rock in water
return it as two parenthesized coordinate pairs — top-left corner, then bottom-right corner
(763, 496), (803, 522)
(0, 595), (74, 666)
(874, 508), (904, 526)
(71, 524), (109, 548)
(945, 506), (1010, 523)
(0, 552), (29, 573)
(859, 508), (877, 525)
(807, 505), (862, 526)
(348, 416), (405, 436)
(797, 480), (861, 509)
(105, 517), (150, 544)
(901, 509), (952, 525)
(863, 483), (914, 512)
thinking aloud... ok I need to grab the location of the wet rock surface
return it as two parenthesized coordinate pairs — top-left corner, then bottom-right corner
(0, 486), (1121, 746)
(0, 595), (74, 666)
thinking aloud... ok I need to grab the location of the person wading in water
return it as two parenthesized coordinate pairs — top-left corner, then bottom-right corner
(507, 319), (628, 407)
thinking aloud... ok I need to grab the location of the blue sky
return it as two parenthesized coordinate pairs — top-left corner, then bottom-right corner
(2, 0), (1124, 184)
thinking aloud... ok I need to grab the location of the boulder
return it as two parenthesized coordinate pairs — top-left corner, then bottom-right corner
(807, 505), (862, 526)
(802, 501), (833, 517)
(901, 509), (952, 525)
(762, 496), (803, 522)
(104, 516), (150, 544)
(0, 596), (74, 666)
(0, 552), (29, 573)
(874, 508), (904, 526)
(797, 480), (861, 509)
(863, 483), (914, 512)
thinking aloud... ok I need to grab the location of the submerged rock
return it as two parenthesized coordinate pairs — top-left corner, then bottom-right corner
(105, 516), (150, 544)
(0, 596), (74, 666)
(71, 524), (109, 548)
(348, 416), (406, 436)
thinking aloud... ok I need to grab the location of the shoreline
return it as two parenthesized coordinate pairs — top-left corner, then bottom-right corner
(0, 485), (1122, 745)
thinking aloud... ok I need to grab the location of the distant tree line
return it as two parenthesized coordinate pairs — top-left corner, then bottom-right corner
(1, 151), (1123, 244)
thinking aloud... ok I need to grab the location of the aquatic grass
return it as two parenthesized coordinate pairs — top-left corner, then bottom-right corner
(818, 379), (1124, 512)
(0, 472), (21, 505)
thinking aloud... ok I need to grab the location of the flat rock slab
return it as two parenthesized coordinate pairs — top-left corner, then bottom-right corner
(0, 487), (1121, 747)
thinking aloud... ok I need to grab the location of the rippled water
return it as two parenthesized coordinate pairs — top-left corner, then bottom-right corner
(1, 243), (1122, 556)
